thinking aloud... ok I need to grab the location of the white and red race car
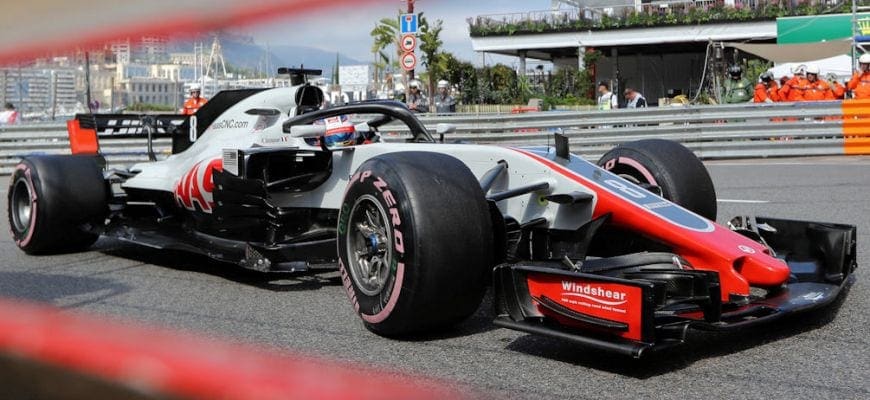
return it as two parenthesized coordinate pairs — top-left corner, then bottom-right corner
(8, 69), (856, 356)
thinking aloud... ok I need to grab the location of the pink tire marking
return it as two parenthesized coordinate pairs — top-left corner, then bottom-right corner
(360, 262), (405, 324)
(617, 156), (658, 186)
(13, 164), (38, 247)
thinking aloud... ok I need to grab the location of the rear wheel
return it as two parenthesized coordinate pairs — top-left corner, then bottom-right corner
(598, 139), (717, 221)
(338, 152), (493, 335)
(8, 156), (107, 254)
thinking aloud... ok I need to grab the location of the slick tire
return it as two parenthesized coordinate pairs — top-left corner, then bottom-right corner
(338, 152), (493, 336)
(8, 156), (107, 254)
(598, 139), (717, 221)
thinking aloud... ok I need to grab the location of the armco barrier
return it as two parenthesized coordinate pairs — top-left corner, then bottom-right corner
(1, 100), (867, 175)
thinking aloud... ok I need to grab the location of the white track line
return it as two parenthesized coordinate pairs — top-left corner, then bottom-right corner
(716, 199), (770, 204)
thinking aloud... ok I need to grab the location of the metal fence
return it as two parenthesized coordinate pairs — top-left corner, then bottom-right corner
(0, 100), (866, 175)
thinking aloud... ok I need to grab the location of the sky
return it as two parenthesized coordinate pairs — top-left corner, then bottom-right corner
(244, 0), (555, 66)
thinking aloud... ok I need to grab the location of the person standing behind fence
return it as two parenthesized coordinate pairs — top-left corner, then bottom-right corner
(779, 65), (808, 102)
(722, 65), (753, 103)
(597, 81), (618, 110)
(406, 80), (428, 113)
(802, 65), (834, 101)
(828, 73), (846, 99)
(848, 54), (870, 99)
(0, 102), (19, 126)
(754, 72), (780, 103)
(433, 80), (456, 114)
(181, 84), (208, 115)
(623, 88), (647, 108)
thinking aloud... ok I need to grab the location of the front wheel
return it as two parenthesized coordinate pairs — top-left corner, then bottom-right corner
(338, 152), (493, 335)
(597, 139), (717, 221)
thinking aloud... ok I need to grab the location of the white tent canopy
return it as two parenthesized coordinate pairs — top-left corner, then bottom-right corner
(768, 55), (853, 79)
(725, 40), (852, 63)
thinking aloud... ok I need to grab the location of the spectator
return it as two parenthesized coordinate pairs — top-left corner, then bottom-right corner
(0, 102), (19, 126)
(433, 80), (456, 114)
(623, 88), (647, 108)
(828, 73), (846, 99)
(848, 53), (870, 99)
(722, 65), (753, 103)
(406, 80), (428, 113)
(597, 81), (618, 110)
(754, 71), (780, 103)
(779, 65), (808, 102)
(181, 84), (208, 115)
(802, 65), (834, 101)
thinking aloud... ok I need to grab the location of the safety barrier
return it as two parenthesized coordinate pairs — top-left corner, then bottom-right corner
(1, 100), (867, 175)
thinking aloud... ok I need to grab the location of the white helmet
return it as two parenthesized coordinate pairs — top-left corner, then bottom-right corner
(806, 65), (820, 75)
(792, 64), (807, 76)
(189, 83), (201, 92)
(860, 54), (870, 64)
(437, 80), (449, 88)
(409, 80), (421, 89)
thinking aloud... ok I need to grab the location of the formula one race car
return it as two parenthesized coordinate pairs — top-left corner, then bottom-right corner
(7, 69), (856, 357)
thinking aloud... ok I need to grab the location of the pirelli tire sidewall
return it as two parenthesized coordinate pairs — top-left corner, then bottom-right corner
(338, 152), (493, 336)
(7, 156), (107, 254)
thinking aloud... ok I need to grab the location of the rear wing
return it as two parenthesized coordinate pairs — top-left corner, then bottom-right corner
(67, 89), (269, 160)
(68, 113), (191, 160)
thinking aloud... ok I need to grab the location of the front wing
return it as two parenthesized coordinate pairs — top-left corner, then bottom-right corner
(493, 217), (857, 357)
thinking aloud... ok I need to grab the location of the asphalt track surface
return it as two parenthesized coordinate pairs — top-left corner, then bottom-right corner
(1, 156), (868, 399)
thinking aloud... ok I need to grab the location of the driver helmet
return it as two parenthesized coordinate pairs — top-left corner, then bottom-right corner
(860, 53), (870, 65)
(805, 65), (820, 76)
(437, 80), (449, 89)
(760, 71), (774, 82)
(322, 115), (358, 148)
(189, 83), (201, 93)
(409, 80), (422, 90)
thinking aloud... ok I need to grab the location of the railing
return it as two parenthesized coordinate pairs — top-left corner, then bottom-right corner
(1, 101), (867, 175)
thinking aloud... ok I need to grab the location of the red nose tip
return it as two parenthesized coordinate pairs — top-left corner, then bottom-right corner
(735, 256), (790, 287)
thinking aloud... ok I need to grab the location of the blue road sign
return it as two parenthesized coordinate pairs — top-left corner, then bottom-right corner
(400, 13), (418, 34)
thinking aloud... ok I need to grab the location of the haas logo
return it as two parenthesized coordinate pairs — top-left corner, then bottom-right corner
(174, 159), (223, 213)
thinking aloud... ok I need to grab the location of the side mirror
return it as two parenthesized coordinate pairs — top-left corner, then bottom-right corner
(435, 123), (456, 135)
(435, 123), (456, 143)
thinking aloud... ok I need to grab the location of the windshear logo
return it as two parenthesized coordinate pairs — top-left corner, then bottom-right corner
(174, 158), (223, 213)
(561, 281), (627, 306)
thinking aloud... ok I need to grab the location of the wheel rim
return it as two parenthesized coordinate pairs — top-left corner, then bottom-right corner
(10, 177), (33, 234)
(346, 195), (393, 296)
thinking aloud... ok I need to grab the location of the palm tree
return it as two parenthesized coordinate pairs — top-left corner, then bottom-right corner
(418, 14), (444, 111)
(371, 16), (400, 95)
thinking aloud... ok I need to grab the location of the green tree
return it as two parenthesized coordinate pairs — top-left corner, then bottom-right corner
(435, 52), (477, 103)
(370, 15), (401, 92)
(418, 14), (444, 110)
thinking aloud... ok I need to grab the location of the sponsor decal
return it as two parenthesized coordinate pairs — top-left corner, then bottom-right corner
(259, 136), (290, 144)
(174, 158), (223, 213)
(98, 118), (182, 136)
(527, 273), (644, 341)
(339, 259), (360, 313)
(211, 119), (249, 130)
(560, 281), (628, 306)
(738, 244), (757, 254)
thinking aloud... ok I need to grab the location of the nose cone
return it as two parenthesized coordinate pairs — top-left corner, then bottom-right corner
(736, 255), (791, 287)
